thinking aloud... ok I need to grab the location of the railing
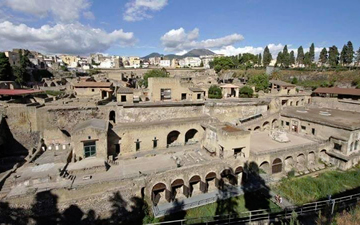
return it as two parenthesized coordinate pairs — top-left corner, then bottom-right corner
(148, 193), (360, 225)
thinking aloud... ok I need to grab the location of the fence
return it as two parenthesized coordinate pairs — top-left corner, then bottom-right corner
(148, 192), (360, 225)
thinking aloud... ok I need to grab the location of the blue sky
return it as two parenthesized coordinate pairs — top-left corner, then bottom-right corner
(0, 0), (359, 57)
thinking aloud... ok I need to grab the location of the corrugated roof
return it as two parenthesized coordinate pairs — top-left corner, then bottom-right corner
(117, 87), (134, 94)
(73, 82), (112, 88)
(313, 87), (360, 96)
(72, 119), (108, 133)
(270, 80), (295, 87)
(189, 87), (204, 92)
(0, 89), (44, 96)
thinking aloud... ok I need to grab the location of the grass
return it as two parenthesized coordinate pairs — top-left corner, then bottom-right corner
(45, 90), (64, 96)
(184, 195), (280, 220)
(273, 166), (360, 205)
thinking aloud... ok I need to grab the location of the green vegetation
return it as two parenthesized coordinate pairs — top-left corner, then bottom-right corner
(248, 73), (269, 92)
(239, 86), (254, 98)
(0, 52), (12, 81)
(210, 57), (235, 72)
(88, 68), (101, 76)
(263, 46), (272, 67)
(273, 166), (360, 205)
(332, 203), (360, 225)
(45, 90), (64, 96)
(13, 51), (31, 84)
(208, 85), (222, 99)
(138, 69), (169, 88)
(184, 195), (280, 221)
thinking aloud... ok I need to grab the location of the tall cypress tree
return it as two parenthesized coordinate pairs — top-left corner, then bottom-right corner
(296, 46), (305, 65)
(328, 45), (339, 67)
(282, 45), (290, 68)
(340, 45), (348, 65)
(263, 46), (272, 67)
(289, 51), (295, 65)
(345, 41), (354, 65)
(304, 52), (311, 67)
(257, 53), (262, 66)
(0, 52), (12, 81)
(276, 52), (283, 67)
(309, 43), (315, 62)
(319, 48), (328, 65)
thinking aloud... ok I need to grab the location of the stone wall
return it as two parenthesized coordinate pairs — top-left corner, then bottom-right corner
(311, 97), (360, 112)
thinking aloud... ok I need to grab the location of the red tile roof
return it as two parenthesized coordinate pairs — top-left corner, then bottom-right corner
(0, 89), (44, 96)
(313, 87), (360, 96)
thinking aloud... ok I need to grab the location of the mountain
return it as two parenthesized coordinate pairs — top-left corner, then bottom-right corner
(182, 49), (215, 57)
(142, 49), (215, 60)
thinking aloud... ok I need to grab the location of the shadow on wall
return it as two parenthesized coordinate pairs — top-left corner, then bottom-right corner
(0, 117), (29, 173)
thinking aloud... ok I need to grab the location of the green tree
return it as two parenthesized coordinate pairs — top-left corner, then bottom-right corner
(248, 73), (269, 92)
(328, 45), (339, 67)
(340, 44), (348, 65)
(356, 47), (360, 66)
(309, 43), (315, 62)
(276, 52), (283, 67)
(257, 53), (262, 66)
(208, 85), (222, 99)
(138, 69), (168, 88)
(0, 52), (12, 81)
(12, 51), (31, 84)
(214, 65), (222, 73)
(345, 41), (354, 65)
(212, 57), (235, 72)
(239, 86), (254, 98)
(200, 61), (204, 67)
(291, 77), (298, 84)
(289, 50), (295, 65)
(319, 48), (328, 65)
(296, 46), (305, 65)
(262, 46), (272, 67)
(304, 52), (311, 67)
(281, 45), (290, 68)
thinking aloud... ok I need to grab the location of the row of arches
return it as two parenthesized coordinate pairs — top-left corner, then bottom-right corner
(250, 118), (279, 132)
(167, 129), (199, 147)
(151, 166), (244, 205)
(259, 151), (319, 175)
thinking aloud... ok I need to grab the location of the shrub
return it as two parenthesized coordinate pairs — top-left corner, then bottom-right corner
(248, 74), (269, 92)
(208, 85), (222, 99)
(239, 86), (254, 98)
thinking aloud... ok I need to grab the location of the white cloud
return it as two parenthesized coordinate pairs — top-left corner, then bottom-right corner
(0, 21), (136, 55)
(213, 43), (284, 56)
(161, 27), (244, 52)
(4, 0), (91, 22)
(124, 0), (168, 22)
(83, 11), (95, 20)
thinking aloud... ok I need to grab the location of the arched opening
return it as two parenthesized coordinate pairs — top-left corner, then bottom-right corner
(171, 179), (185, 201)
(44, 82), (48, 87)
(152, 183), (168, 205)
(296, 101), (299, 106)
(320, 149), (329, 162)
(284, 156), (294, 172)
(263, 121), (270, 131)
(254, 126), (261, 132)
(185, 129), (198, 144)
(167, 130), (180, 147)
(205, 172), (217, 193)
(220, 169), (237, 187)
(235, 166), (244, 185)
(308, 151), (315, 165)
(259, 161), (270, 174)
(290, 101), (293, 106)
(189, 175), (201, 196)
(109, 110), (116, 123)
(297, 154), (306, 170)
(272, 119), (278, 129)
(50, 82), (56, 87)
(272, 158), (282, 174)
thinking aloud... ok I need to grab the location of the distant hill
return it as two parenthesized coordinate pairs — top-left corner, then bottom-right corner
(142, 48), (215, 60)
(182, 49), (215, 57)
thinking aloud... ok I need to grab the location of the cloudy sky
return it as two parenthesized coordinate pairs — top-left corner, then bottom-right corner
(0, 0), (359, 57)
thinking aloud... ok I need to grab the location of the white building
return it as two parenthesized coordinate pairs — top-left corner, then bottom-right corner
(179, 57), (202, 67)
(159, 59), (171, 67)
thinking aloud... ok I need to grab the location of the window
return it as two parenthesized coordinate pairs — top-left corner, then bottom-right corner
(161, 89), (171, 100)
(181, 93), (186, 100)
(301, 126), (306, 131)
(84, 141), (96, 158)
(312, 128), (315, 135)
(334, 143), (342, 151)
(121, 95), (127, 102)
(286, 122), (289, 126)
(153, 137), (158, 148)
(135, 139), (141, 151)
(92, 89), (95, 92)
(281, 120), (284, 126)
(197, 93), (201, 99)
